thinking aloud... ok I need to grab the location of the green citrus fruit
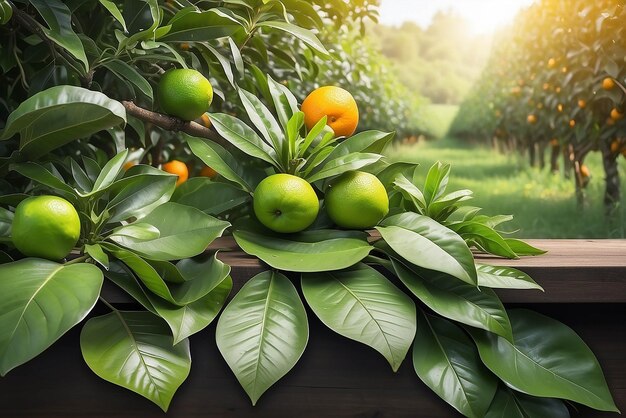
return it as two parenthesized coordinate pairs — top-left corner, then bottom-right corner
(157, 69), (213, 121)
(253, 174), (319, 233)
(325, 171), (389, 229)
(12, 195), (81, 260)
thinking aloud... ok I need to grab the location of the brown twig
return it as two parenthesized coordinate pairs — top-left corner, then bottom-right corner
(121, 101), (228, 148)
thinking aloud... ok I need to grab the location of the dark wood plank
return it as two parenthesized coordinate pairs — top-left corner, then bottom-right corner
(0, 304), (623, 417)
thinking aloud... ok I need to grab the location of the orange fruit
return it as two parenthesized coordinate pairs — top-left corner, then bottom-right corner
(325, 171), (389, 229)
(578, 99), (586, 109)
(561, 67), (567, 73)
(200, 113), (212, 128)
(580, 164), (590, 178)
(527, 114), (537, 124)
(253, 174), (319, 233)
(610, 140), (621, 153)
(162, 160), (189, 186)
(569, 119), (576, 128)
(199, 166), (217, 178)
(550, 138), (559, 147)
(123, 161), (137, 171)
(610, 108), (623, 120)
(547, 58), (556, 68)
(12, 195), (81, 260)
(602, 77), (615, 90)
(557, 104), (563, 112)
(543, 83), (550, 91)
(301, 86), (359, 137)
(607, 117), (616, 126)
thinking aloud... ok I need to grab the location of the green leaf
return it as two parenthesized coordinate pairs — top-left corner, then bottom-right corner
(0, 0), (13, 25)
(29, 0), (89, 72)
(302, 263), (416, 371)
(171, 178), (250, 216)
(470, 309), (619, 412)
(451, 222), (518, 259)
(0, 207), (12, 238)
(90, 149), (128, 194)
(393, 174), (426, 214)
(423, 162), (450, 206)
(80, 311), (191, 412)
(10, 162), (76, 196)
(110, 223), (161, 241)
(389, 257), (513, 341)
(109, 202), (230, 261)
(216, 271), (308, 405)
(428, 189), (473, 221)
(413, 311), (497, 418)
(119, 0), (160, 50)
(257, 21), (329, 56)
(476, 264), (543, 291)
(0, 259), (103, 375)
(233, 226), (372, 272)
(103, 59), (153, 103)
(324, 130), (394, 162)
(485, 386), (570, 418)
(238, 88), (284, 154)
(99, 0), (127, 31)
(0, 86), (126, 159)
(267, 74), (299, 131)
(505, 238), (547, 256)
(186, 135), (254, 192)
(85, 243), (110, 270)
(209, 113), (280, 167)
(306, 152), (383, 183)
(377, 212), (477, 285)
(157, 8), (241, 42)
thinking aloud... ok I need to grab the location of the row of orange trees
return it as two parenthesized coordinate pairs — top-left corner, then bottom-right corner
(450, 0), (626, 211)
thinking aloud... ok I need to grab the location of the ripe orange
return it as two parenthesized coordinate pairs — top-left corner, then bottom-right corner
(569, 119), (576, 128)
(12, 196), (81, 260)
(602, 77), (615, 90)
(200, 113), (212, 128)
(557, 104), (563, 112)
(199, 166), (217, 178)
(610, 108), (623, 121)
(578, 99), (586, 109)
(580, 164), (590, 178)
(162, 160), (189, 186)
(610, 140), (621, 153)
(561, 67), (567, 73)
(253, 174), (319, 233)
(547, 58), (556, 68)
(527, 114), (537, 124)
(301, 86), (359, 137)
(123, 161), (137, 171)
(325, 171), (389, 229)
(158, 69), (213, 121)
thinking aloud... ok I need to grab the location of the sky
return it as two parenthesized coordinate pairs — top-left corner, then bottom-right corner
(378, 0), (536, 34)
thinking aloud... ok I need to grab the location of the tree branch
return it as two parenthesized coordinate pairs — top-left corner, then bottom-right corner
(121, 101), (228, 148)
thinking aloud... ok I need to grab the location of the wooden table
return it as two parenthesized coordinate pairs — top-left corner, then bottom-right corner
(1, 239), (625, 417)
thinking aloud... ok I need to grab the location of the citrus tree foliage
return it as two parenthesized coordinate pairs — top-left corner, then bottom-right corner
(451, 0), (626, 210)
(0, 1), (619, 416)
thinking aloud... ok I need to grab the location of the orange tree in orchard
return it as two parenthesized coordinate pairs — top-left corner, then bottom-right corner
(451, 0), (626, 211)
(0, 1), (619, 417)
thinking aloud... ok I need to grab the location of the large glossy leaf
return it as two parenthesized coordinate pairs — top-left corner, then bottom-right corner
(10, 162), (76, 196)
(209, 113), (280, 167)
(505, 238), (547, 256)
(470, 309), (619, 412)
(171, 178), (250, 216)
(324, 130), (394, 162)
(0, 86), (126, 159)
(485, 386), (570, 418)
(99, 0), (127, 31)
(103, 59), (153, 103)
(377, 212), (477, 285)
(423, 162), (451, 205)
(233, 227), (372, 272)
(216, 271), (308, 405)
(413, 311), (497, 418)
(390, 257), (513, 341)
(80, 311), (191, 412)
(476, 264), (543, 290)
(29, 0), (89, 72)
(267, 74), (299, 131)
(238, 88), (284, 154)
(109, 202), (230, 261)
(306, 152), (383, 183)
(257, 21), (329, 56)
(302, 263), (416, 371)
(186, 135), (254, 192)
(157, 8), (241, 42)
(451, 222), (518, 259)
(0, 259), (103, 375)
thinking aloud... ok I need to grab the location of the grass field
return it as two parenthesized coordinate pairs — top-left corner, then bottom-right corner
(419, 104), (459, 139)
(387, 138), (626, 238)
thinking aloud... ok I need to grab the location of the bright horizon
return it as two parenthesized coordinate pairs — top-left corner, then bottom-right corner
(378, 0), (536, 34)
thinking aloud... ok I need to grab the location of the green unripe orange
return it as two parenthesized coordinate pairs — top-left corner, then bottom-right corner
(157, 69), (213, 121)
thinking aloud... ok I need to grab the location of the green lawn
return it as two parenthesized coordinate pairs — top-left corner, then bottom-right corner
(386, 138), (626, 238)
(419, 104), (459, 139)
